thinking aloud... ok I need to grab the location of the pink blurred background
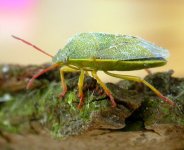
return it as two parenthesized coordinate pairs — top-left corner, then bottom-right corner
(0, 0), (184, 79)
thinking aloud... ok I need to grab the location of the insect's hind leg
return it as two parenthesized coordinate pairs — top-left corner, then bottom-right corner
(104, 71), (175, 106)
(91, 70), (116, 107)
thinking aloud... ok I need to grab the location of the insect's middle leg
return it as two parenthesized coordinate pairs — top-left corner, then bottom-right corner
(77, 69), (85, 109)
(91, 70), (116, 107)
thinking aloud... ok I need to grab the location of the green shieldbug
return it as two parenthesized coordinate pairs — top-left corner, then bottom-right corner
(12, 32), (174, 108)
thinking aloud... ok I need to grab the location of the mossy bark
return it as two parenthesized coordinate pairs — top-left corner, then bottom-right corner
(0, 64), (184, 138)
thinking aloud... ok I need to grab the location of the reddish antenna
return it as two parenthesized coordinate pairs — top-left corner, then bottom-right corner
(12, 35), (60, 89)
(26, 63), (60, 89)
(12, 35), (53, 58)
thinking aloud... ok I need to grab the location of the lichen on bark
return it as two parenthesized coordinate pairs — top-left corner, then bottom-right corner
(0, 64), (184, 137)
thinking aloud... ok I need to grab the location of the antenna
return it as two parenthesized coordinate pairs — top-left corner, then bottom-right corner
(26, 63), (60, 89)
(12, 35), (59, 88)
(12, 35), (53, 58)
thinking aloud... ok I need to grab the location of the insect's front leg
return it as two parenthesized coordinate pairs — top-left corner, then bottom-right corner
(59, 66), (79, 98)
(59, 68), (67, 98)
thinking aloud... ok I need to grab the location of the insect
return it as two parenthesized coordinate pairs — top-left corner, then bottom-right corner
(12, 32), (175, 108)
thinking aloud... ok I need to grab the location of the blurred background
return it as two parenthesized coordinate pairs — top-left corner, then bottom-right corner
(0, 0), (184, 81)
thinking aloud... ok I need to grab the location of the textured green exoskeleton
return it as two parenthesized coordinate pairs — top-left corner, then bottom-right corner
(12, 32), (174, 108)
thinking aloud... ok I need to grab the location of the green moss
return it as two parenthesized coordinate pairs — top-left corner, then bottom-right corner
(0, 65), (184, 137)
(141, 71), (184, 127)
(0, 80), (112, 137)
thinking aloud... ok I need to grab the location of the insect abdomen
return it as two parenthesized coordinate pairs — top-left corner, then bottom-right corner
(68, 59), (167, 71)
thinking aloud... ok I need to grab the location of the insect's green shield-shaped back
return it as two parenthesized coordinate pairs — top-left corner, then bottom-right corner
(52, 33), (169, 63)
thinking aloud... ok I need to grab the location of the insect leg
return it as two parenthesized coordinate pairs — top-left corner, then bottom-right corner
(91, 70), (116, 107)
(59, 68), (67, 98)
(59, 66), (79, 98)
(144, 69), (152, 75)
(104, 71), (175, 106)
(77, 69), (85, 109)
